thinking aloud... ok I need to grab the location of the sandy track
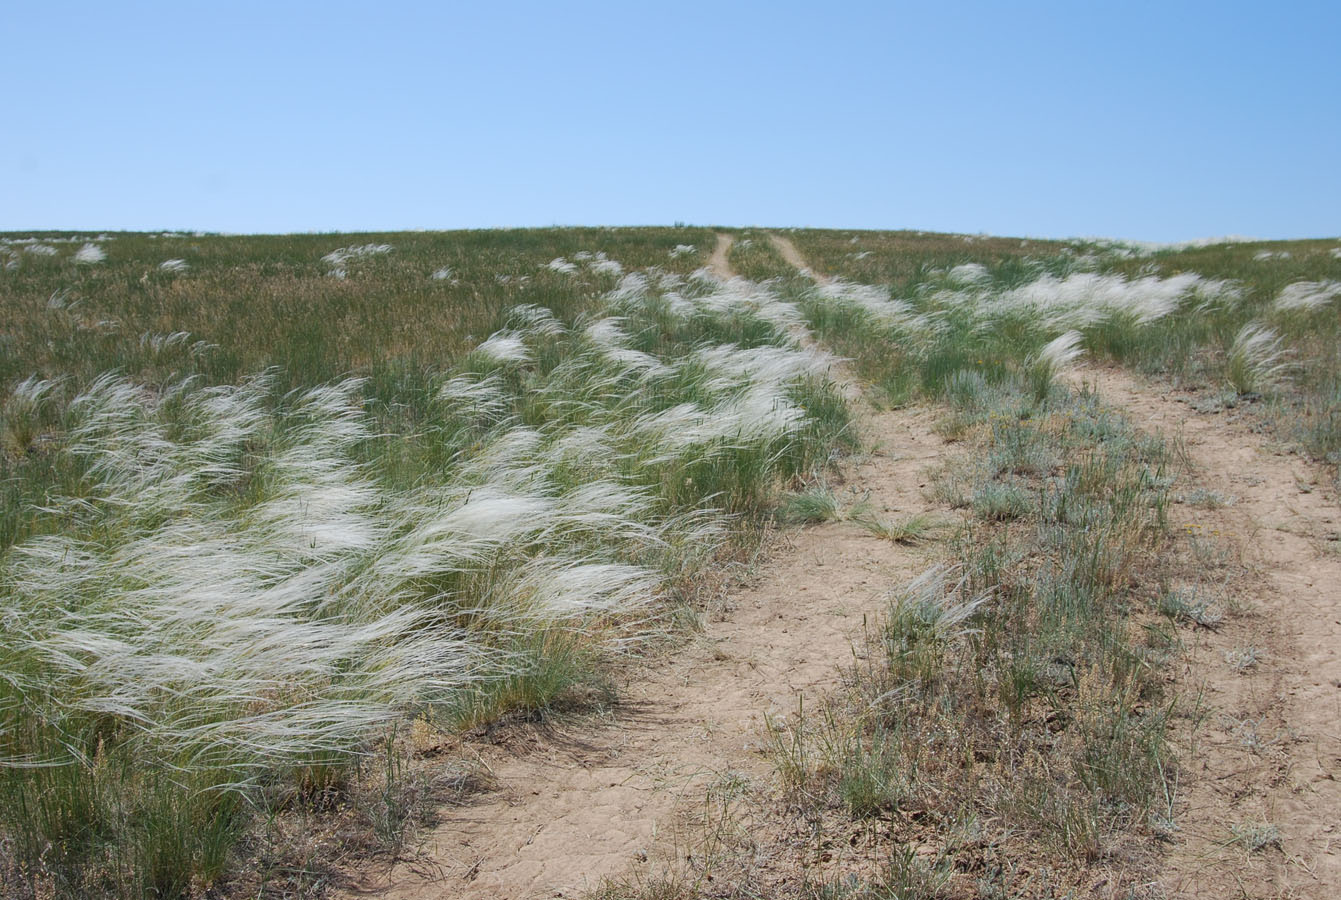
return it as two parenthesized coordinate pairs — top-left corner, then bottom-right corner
(767, 233), (823, 283)
(707, 233), (734, 279)
(1079, 366), (1341, 898)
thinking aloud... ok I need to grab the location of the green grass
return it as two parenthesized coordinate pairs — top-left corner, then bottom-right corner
(725, 230), (792, 282)
(776, 483), (843, 524)
(851, 510), (947, 545)
(0, 227), (853, 899)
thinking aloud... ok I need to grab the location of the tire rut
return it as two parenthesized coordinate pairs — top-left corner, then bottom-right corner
(1080, 365), (1341, 899)
(707, 233), (734, 279)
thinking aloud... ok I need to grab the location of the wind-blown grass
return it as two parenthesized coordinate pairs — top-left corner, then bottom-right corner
(1226, 322), (1290, 395)
(4, 225), (1335, 897)
(0, 239), (852, 898)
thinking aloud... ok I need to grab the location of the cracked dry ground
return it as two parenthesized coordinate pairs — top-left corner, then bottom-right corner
(341, 399), (950, 899)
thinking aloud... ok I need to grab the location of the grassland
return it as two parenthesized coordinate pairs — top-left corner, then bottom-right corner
(2, 225), (1338, 899)
(1, 228), (850, 898)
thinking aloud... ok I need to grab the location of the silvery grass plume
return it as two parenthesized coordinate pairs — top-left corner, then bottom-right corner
(1274, 280), (1341, 312)
(1032, 330), (1086, 370)
(158, 258), (188, 272)
(693, 343), (835, 386)
(1, 376), (57, 455)
(322, 243), (393, 278)
(692, 276), (809, 336)
(589, 254), (624, 276)
(669, 244), (696, 258)
(23, 243), (58, 256)
(547, 251), (623, 276)
(973, 271), (1240, 330)
(431, 266), (454, 280)
(1226, 322), (1291, 395)
(887, 565), (992, 644)
(321, 243), (393, 267)
(1024, 330), (1085, 402)
(508, 302), (567, 337)
(438, 372), (513, 426)
(946, 262), (991, 286)
(73, 243), (106, 264)
(818, 278), (925, 329)
(1253, 250), (1291, 261)
(584, 318), (669, 377)
(139, 330), (193, 354)
(472, 330), (532, 365)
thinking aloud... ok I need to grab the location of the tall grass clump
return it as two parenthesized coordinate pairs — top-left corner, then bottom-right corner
(0, 248), (851, 897)
(1025, 330), (1085, 403)
(1225, 322), (1290, 395)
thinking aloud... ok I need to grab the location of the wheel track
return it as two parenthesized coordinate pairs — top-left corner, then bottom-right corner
(1078, 365), (1341, 899)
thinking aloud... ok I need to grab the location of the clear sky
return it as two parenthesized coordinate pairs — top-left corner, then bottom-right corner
(4, 1), (1338, 241)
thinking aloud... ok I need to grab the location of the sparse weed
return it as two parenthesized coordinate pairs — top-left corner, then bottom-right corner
(1178, 487), (1236, 509)
(1224, 645), (1261, 672)
(1229, 822), (1281, 852)
(852, 510), (948, 545)
(1158, 587), (1224, 629)
(777, 484), (842, 524)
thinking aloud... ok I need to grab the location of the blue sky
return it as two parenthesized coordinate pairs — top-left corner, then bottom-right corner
(4, 1), (1338, 241)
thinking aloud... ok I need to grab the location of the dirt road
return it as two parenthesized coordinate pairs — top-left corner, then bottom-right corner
(1081, 366), (1340, 898)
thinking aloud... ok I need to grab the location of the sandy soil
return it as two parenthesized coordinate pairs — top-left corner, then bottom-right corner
(706, 233), (734, 279)
(1078, 365), (1341, 899)
(767, 233), (821, 282)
